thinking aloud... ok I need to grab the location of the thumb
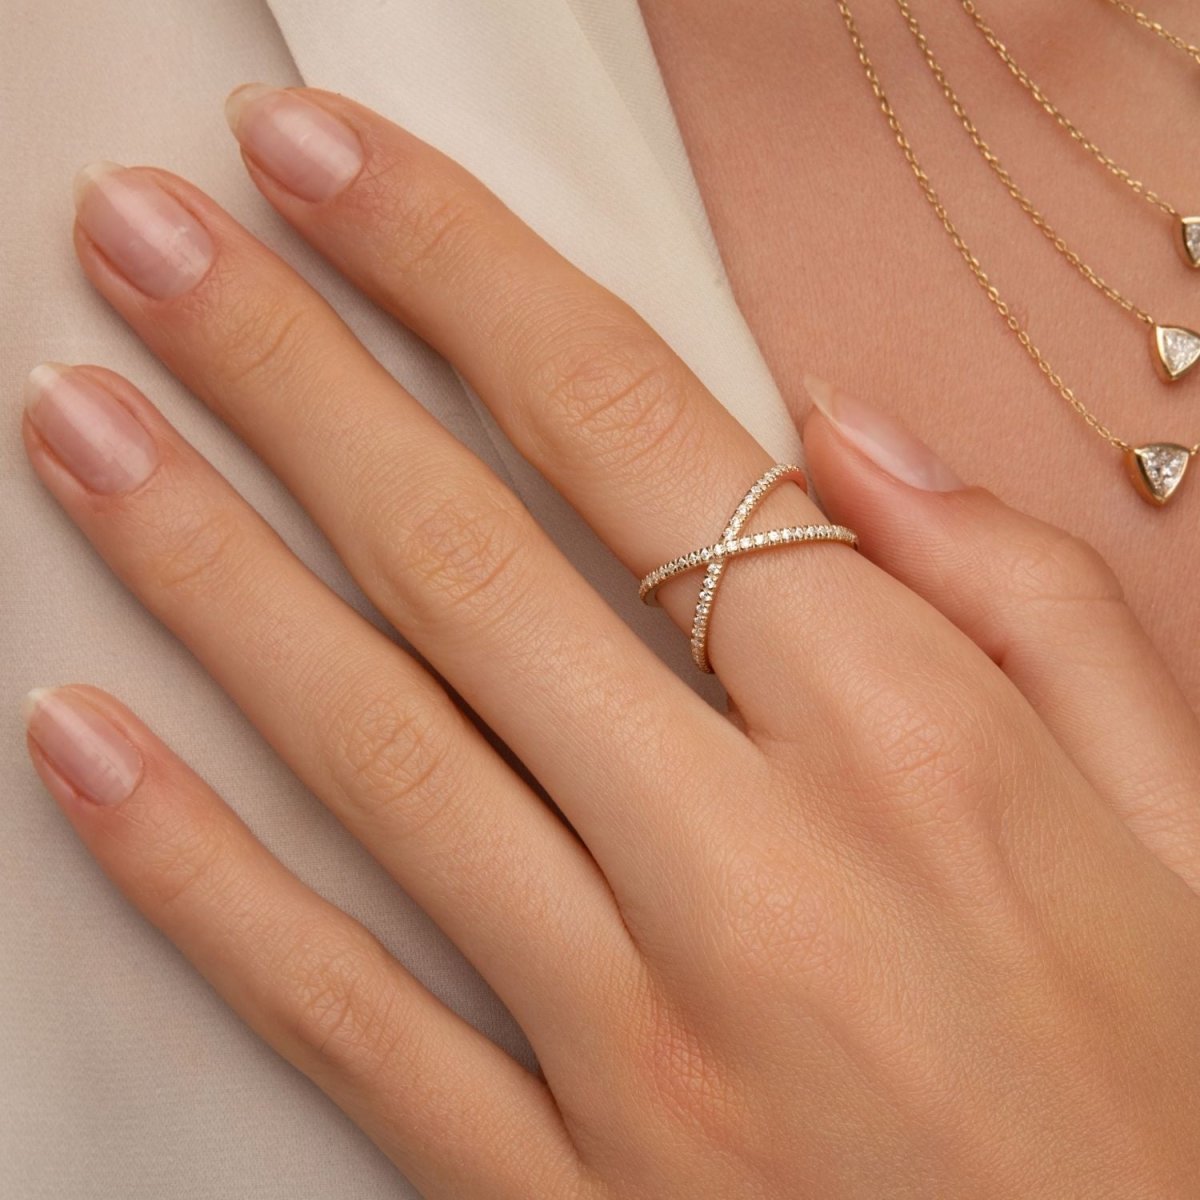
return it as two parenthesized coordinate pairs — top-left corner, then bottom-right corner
(796, 374), (1200, 891)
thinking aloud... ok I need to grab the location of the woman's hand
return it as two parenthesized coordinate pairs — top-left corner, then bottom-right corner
(20, 86), (1200, 1198)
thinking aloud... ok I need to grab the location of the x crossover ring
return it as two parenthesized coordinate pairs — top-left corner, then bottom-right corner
(639, 464), (859, 673)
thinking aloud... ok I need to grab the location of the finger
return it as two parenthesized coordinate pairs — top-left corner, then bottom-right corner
(22, 685), (582, 1200)
(220, 84), (881, 703)
(799, 375), (1200, 890)
(21, 362), (640, 1058)
(68, 162), (745, 892)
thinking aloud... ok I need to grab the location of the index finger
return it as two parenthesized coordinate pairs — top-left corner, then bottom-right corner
(223, 85), (889, 707)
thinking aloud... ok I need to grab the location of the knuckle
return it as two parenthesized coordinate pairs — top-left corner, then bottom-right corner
(625, 981), (741, 1146)
(844, 668), (994, 825)
(816, 664), (1037, 897)
(282, 931), (411, 1079)
(378, 482), (530, 626)
(324, 683), (461, 834)
(374, 179), (486, 282)
(133, 803), (239, 912)
(1002, 523), (1125, 610)
(206, 288), (319, 397)
(141, 501), (246, 600)
(525, 323), (698, 470)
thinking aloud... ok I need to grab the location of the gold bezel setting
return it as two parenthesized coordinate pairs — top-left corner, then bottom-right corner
(1179, 217), (1200, 269)
(1125, 443), (1191, 505)
(1152, 324), (1200, 383)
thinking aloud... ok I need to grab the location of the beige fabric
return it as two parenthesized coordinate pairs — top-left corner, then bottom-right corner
(0, 1), (794, 1194)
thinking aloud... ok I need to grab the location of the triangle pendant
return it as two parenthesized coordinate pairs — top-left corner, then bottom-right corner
(1181, 217), (1200, 269)
(1126, 443), (1191, 505)
(1153, 324), (1200, 382)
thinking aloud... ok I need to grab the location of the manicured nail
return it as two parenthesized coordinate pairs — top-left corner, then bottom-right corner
(24, 688), (143, 807)
(73, 161), (215, 298)
(24, 363), (158, 494)
(803, 374), (964, 492)
(225, 84), (364, 203)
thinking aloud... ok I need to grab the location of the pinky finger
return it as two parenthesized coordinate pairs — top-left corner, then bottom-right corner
(22, 684), (583, 1200)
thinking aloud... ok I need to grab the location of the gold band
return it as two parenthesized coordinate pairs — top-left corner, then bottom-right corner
(639, 464), (858, 673)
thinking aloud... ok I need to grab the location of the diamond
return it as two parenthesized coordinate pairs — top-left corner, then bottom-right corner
(1127, 442), (1190, 505)
(1182, 217), (1200, 268)
(1153, 324), (1200, 381)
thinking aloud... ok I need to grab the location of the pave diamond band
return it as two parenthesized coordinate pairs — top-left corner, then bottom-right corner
(637, 522), (861, 603)
(639, 464), (859, 673)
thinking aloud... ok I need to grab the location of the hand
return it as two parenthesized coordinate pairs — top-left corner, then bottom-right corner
(20, 86), (1200, 1198)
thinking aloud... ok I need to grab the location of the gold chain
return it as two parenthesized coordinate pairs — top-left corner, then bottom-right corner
(833, 0), (1200, 458)
(898, 0), (1155, 327)
(1104, 0), (1200, 65)
(961, 0), (1181, 219)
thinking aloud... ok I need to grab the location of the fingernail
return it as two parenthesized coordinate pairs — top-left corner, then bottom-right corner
(24, 363), (158, 494)
(803, 374), (965, 492)
(24, 688), (143, 807)
(73, 161), (215, 299)
(225, 84), (364, 203)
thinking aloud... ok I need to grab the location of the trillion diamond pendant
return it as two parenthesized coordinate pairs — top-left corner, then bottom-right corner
(1152, 324), (1200, 382)
(1126, 443), (1191, 505)
(1180, 217), (1200, 269)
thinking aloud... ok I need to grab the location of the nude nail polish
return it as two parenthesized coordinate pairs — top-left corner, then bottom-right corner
(24, 688), (143, 807)
(803, 374), (965, 492)
(24, 363), (158, 494)
(225, 84), (364, 203)
(73, 161), (215, 298)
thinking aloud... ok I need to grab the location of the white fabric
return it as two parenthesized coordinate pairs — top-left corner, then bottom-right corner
(0, 1), (793, 1194)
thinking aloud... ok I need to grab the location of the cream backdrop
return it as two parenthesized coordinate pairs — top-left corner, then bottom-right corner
(1, 1), (798, 1195)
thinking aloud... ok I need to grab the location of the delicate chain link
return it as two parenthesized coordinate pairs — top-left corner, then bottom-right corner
(1104, 0), (1200, 66)
(833, 0), (1200, 456)
(897, 0), (1155, 326)
(961, 0), (1181, 220)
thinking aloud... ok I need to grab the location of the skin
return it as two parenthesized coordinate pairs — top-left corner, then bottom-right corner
(19, 84), (1200, 1197)
(640, 0), (1200, 706)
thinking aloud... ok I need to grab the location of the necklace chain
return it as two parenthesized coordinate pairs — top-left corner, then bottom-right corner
(899, 0), (1155, 327)
(1104, 0), (1200, 66)
(832, 0), (1200, 458)
(961, 0), (1180, 220)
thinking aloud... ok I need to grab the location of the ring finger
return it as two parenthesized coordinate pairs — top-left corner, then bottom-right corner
(222, 87), (865, 699)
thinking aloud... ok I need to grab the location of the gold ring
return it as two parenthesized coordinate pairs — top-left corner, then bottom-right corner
(638, 464), (858, 673)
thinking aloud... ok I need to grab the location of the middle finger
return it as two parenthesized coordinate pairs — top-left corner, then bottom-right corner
(222, 86), (894, 706)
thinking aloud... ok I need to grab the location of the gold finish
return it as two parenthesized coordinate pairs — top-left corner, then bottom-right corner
(901, 0), (1153, 326)
(1104, 0), (1200, 67)
(897, 0), (1199, 383)
(638, 464), (858, 674)
(960, 1), (1186, 224)
(1126, 443), (1192, 505)
(834, 0), (1200, 502)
